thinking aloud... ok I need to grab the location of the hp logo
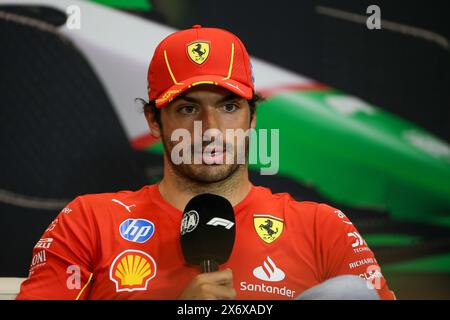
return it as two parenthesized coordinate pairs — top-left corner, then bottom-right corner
(119, 219), (155, 243)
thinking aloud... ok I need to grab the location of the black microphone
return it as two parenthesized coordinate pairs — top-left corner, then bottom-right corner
(180, 193), (236, 273)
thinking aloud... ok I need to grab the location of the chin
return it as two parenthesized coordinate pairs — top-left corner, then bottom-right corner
(184, 163), (238, 183)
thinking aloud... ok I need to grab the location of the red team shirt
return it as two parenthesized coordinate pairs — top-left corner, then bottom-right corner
(17, 184), (395, 300)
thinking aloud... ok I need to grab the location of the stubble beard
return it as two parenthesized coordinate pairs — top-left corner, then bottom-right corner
(161, 134), (249, 186)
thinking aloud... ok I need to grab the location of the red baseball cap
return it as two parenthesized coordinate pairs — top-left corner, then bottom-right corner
(147, 25), (254, 108)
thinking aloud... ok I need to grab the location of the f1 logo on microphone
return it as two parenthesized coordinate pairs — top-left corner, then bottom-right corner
(206, 217), (235, 229)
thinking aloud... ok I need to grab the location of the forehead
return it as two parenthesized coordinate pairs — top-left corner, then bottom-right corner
(173, 84), (241, 103)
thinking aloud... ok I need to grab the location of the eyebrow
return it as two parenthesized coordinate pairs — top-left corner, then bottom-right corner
(174, 93), (240, 104)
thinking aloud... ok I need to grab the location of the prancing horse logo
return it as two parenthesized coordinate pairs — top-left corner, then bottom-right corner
(259, 219), (278, 238)
(187, 41), (210, 64)
(253, 214), (284, 244)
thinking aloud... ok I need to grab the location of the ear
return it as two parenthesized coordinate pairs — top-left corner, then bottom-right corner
(144, 108), (161, 139)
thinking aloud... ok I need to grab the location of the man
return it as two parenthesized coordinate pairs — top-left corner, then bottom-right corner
(17, 25), (395, 300)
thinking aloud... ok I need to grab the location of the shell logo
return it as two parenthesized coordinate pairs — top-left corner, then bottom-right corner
(109, 249), (157, 292)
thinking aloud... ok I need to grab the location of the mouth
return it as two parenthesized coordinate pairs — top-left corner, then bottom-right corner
(208, 146), (224, 155)
(194, 146), (226, 164)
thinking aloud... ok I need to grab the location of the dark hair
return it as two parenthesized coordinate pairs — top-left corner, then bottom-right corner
(138, 92), (264, 128)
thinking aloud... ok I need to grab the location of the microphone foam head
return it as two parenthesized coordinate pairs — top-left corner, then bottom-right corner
(180, 193), (236, 266)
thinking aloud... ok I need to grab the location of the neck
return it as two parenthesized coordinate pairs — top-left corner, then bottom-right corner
(157, 159), (252, 212)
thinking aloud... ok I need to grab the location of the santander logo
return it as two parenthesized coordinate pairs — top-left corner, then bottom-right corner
(253, 256), (285, 282)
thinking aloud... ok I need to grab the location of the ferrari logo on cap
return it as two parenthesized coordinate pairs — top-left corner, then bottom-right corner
(254, 214), (284, 244)
(187, 41), (210, 64)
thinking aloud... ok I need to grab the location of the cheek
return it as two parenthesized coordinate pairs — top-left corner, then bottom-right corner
(161, 122), (196, 152)
(162, 125), (181, 146)
(221, 110), (251, 130)
(222, 114), (252, 148)
(161, 111), (190, 138)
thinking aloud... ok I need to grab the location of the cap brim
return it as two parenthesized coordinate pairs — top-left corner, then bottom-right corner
(154, 75), (253, 108)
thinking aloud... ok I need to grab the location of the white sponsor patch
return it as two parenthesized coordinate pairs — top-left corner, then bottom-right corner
(349, 257), (376, 269)
(34, 238), (53, 249)
(29, 250), (47, 275)
(253, 256), (285, 282)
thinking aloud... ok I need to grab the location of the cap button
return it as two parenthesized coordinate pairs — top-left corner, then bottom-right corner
(192, 24), (202, 29)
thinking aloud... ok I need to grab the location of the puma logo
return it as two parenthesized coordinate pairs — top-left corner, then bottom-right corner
(112, 199), (136, 213)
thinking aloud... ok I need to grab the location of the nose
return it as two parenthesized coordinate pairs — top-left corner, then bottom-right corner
(200, 106), (223, 144)
(201, 106), (219, 132)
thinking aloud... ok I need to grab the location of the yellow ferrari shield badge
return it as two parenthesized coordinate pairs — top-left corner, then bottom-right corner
(254, 214), (284, 244)
(187, 41), (210, 64)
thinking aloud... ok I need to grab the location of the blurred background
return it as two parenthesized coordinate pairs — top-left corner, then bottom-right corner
(0, 0), (449, 299)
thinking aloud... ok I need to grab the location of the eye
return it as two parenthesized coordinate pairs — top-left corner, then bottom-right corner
(222, 103), (239, 113)
(178, 105), (197, 115)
